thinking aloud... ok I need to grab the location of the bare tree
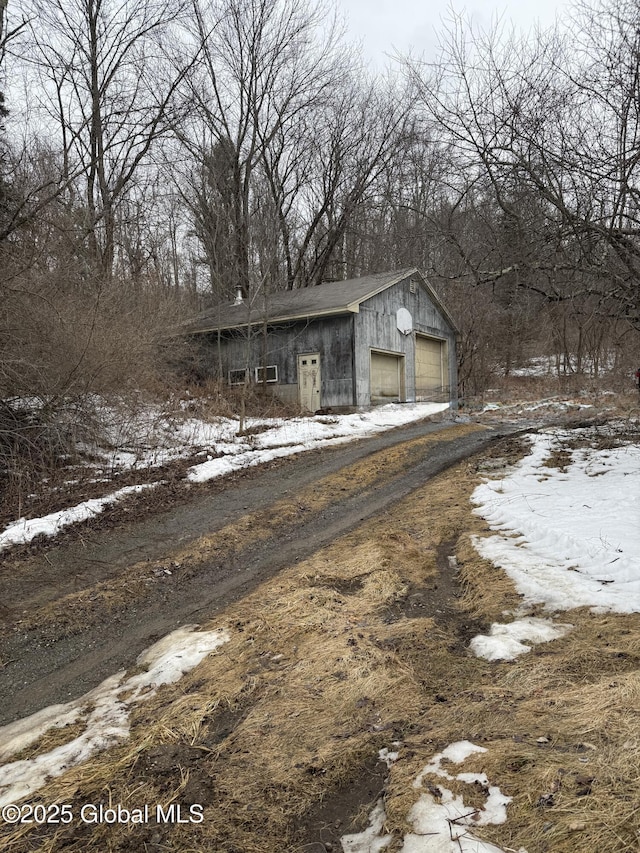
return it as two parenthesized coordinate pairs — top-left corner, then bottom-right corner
(177, 0), (345, 297)
(405, 4), (640, 327)
(264, 72), (415, 288)
(322, 121), (446, 276)
(18, 0), (190, 282)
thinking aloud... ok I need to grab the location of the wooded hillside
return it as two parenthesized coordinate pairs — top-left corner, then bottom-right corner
(1, 0), (639, 488)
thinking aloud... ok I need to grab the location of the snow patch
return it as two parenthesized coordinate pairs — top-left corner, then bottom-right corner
(414, 740), (487, 786)
(187, 403), (449, 483)
(341, 800), (393, 853)
(0, 402), (449, 549)
(470, 617), (572, 661)
(0, 626), (229, 806)
(471, 429), (640, 613)
(0, 483), (158, 552)
(341, 742), (524, 853)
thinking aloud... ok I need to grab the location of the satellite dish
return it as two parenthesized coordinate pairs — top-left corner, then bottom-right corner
(396, 307), (413, 335)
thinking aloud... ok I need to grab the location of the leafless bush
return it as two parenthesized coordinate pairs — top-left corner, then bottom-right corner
(179, 376), (302, 421)
(0, 274), (193, 514)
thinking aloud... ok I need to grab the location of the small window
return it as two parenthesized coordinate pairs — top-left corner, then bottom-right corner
(409, 279), (417, 294)
(254, 365), (278, 383)
(302, 359), (307, 365)
(228, 368), (249, 385)
(311, 358), (317, 365)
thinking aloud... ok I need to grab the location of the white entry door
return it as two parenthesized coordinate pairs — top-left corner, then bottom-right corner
(297, 353), (321, 411)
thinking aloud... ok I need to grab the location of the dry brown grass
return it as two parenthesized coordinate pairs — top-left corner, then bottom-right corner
(3, 429), (640, 852)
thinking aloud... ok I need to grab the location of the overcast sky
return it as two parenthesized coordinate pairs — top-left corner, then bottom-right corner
(337, 0), (569, 67)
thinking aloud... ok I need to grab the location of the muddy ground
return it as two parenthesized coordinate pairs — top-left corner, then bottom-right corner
(0, 416), (512, 725)
(4, 405), (636, 853)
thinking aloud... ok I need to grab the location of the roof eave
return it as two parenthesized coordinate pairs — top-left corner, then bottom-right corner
(192, 303), (360, 334)
(349, 268), (420, 307)
(415, 271), (460, 334)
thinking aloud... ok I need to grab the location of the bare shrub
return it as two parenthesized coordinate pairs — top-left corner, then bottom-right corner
(0, 274), (193, 514)
(179, 376), (303, 421)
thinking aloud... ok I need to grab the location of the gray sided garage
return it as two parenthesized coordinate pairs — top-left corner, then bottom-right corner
(187, 268), (458, 411)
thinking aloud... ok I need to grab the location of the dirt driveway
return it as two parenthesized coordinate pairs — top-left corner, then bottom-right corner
(0, 416), (512, 725)
(4, 407), (640, 853)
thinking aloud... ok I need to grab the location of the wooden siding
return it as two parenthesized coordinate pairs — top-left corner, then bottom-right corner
(353, 274), (457, 406)
(202, 314), (356, 408)
(195, 272), (457, 409)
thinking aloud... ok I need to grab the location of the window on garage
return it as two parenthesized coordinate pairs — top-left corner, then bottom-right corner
(254, 365), (278, 383)
(228, 368), (249, 385)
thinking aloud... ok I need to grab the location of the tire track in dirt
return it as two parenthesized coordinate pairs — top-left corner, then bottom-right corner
(0, 419), (515, 725)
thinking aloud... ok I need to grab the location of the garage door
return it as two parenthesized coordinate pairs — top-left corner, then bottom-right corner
(370, 351), (404, 404)
(415, 335), (446, 401)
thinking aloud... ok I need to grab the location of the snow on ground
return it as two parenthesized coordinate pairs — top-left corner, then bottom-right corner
(0, 626), (229, 807)
(469, 617), (572, 662)
(341, 741), (525, 853)
(344, 419), (640, 851)
(341, 800), (393, 853)
(478, 397), (594, 416)
(507, 355), (616, 377)
(5, 400), (637, 847)
(0, 483), (157, 552)
(187, 404), (448, 482)
(471, 426), (640, 614)
(95, 401), (451, 475)
(0, 402), (449, 552)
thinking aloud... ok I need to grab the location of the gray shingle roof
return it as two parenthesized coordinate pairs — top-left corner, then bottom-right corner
(187, 269), (425, 333)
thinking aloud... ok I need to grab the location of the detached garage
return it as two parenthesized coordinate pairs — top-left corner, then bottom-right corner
(188, 268), (458, 411)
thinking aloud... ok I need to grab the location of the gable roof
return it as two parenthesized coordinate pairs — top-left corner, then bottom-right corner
(187, 268), (457, 333)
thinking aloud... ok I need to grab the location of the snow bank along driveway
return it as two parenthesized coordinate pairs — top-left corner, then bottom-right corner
(0, 402), (449, 553)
